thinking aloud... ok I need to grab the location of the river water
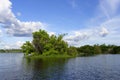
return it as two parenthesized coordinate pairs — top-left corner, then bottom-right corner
(0, 53), (120, 80)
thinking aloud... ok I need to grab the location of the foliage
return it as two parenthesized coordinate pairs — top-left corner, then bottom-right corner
(21, 29), (76, 57)
(67, 46), (78, 56)
(32, 30), (49, 54)
(93, 45), (102, 54)
(77, 44), (120, 56)
(111, 46), (120, 54)
(21, 41), (35, 55)
(77, 45), (94, 56)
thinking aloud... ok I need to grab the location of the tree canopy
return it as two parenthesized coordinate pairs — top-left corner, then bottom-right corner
(77, 44), (120, 56)
(21, 30), (77, 57)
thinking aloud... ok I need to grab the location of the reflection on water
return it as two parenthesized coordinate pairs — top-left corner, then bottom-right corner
(23, 57), (69, 80)
(1, 53), (120, 80)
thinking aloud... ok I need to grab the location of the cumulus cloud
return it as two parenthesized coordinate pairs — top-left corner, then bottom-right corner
(98, 17), (120, 39)
(6, 21), (45, 37)
(64, 31), (90, 46)
(0, 0), (45, 37)
(64, 27), (108, 46)
(99, 27), (109, 37)
(65, 31), (89, 41)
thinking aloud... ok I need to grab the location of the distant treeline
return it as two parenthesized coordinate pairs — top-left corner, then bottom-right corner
(77, 44), (120, 56)
(0, 49), (22, 53)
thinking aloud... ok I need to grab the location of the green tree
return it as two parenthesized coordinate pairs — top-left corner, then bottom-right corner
(32, 30), (49, 54)
(93, 45), (102, 54)
(111, 46), (120, 54)
(54, 34), (68, 54)
(21, 29), (72, 57)
(100, 44), (108, 53)
(67, 46), (78, 56)
(21, 41), (34, 55)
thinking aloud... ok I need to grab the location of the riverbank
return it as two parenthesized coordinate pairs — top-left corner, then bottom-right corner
(24, 53), (75, 59)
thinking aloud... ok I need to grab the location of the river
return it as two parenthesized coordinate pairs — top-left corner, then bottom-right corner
(0, 53), (120, 80)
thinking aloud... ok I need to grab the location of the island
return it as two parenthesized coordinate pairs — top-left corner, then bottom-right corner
(21, 29), (78, 58)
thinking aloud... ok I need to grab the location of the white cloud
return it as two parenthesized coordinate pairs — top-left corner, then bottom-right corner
(6, 21), (45, 37)
(64, 27), (109, 46)
(65, 31), (89, 41)
(48, 31), (56, 36)
(0, 0), (46, 37)
(99, 27), (109, 37)
(99, 17), (120, 39)
(64, 31), (90, 46)
(1, 41), (25, 49)
(15, 41), (24, 48)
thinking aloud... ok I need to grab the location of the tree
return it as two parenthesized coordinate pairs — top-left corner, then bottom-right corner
(54, 34), (68, 54)
(100, 44), (108, 53)
(67, 46), (78, 56)
(93, 45), (102, 54)
(32, 30), (49, 54)
(21, 29), (72, 57)
(21, 41), (34, 55)
(111, 46), (120, 54)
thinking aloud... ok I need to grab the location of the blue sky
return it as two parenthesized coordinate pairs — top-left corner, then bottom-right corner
(0, 0), (120, 49)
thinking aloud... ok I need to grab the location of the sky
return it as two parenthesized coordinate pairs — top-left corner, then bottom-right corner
(0, 0), (120, 49)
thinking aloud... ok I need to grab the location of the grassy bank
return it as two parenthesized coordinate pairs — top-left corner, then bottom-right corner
(24, 53), (75, 59)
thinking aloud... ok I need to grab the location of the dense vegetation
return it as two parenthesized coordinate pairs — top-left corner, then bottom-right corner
(77, 44), (120, 56)
(0, 49), (22, 53)
(21, 30), (120, 57)
(21, 30), (78, 57)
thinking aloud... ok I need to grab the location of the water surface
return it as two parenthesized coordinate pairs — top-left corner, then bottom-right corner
(0, 53), (120, 80)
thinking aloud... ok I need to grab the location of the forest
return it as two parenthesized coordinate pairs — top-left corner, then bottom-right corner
(77, 44), (120, 56)
(21, 29), (120, 57)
